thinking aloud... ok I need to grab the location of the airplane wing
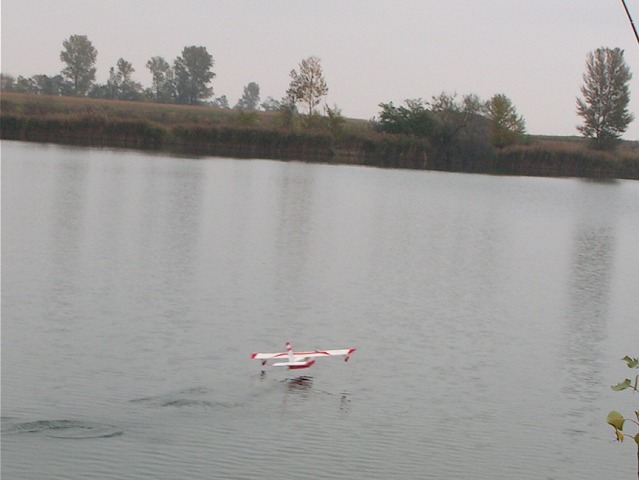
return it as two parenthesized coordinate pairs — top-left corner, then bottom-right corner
(289, 348), (356, 359)
(251, 348), (356, 361)
(251, 351), (289, 361)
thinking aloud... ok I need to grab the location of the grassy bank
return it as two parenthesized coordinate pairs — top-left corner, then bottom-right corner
(2, 93), (638, 179)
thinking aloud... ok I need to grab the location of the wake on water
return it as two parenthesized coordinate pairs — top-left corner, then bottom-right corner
(1, 418), (123, 439)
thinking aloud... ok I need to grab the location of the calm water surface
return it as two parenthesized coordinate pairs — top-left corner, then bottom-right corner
(2, 141), (638, 479)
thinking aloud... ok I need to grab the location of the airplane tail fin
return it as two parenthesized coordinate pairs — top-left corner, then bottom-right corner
(286, 341), (293, 363)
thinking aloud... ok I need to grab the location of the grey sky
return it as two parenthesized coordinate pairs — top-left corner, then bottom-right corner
(2, 0), (638, 139)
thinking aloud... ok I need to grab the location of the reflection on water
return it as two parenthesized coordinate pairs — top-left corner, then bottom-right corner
(570, 227), (614, 321)
(2, 142), (638, 480)
(568, 226), (614, 353)
(287, 375), (313, 391)
(564, 182), (619, 424)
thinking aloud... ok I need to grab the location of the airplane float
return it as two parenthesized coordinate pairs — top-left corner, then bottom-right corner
(251, 342), (356, 370)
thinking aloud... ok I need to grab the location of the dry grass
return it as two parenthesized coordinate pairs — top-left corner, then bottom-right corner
(2, 92), (637, 179)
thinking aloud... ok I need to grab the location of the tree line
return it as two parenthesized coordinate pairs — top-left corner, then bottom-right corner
(0, 35), (328, 114)
(0, 34), (634, 151)
(374, 47), (633, 151)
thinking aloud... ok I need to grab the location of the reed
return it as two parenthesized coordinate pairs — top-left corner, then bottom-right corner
(2, 93), (637, 179)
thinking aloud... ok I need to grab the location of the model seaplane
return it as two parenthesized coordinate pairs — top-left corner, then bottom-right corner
(251, 342), (356, 370)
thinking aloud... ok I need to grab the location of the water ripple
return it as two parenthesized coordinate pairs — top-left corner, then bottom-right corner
(129, 386), (244, 409)
(1, 419), (123, 439)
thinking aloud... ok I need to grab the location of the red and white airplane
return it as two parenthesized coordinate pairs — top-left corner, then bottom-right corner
(251, 342), (356, 370)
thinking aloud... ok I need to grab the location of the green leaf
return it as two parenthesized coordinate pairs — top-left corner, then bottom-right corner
(622, 356), (639, 369)
(607, 411), (625, 430)
(635, 434), (639, 446)
(611, 379), (631, 391)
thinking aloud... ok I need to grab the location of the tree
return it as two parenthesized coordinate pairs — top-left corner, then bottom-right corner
(174, 46), (215, 105)
(286, 56), (328, 115)
(32, 74), (66, 96)
(60, 34), (97, 96)
(376, 98), (435, 137)
(484, 94), (526, 148)
(235, 82), (260, 110)
(114, 58), (142, 100)
(146, 56), (174, 103)
(106, 67), (119, 98)
(606, 356), (639, 479)
(13, 75), (37, 94)
(0, 74), (16, 92)
(210, 95), (229, 109)
(88, 82), (109, 99)
(278, 94), (298, 129)
(325, 104), (345, 137)
(429, 92), (484, 146)
(577, 47), (634, 150)
(260, 96), (281, 112)
(91, 59), (141, 101)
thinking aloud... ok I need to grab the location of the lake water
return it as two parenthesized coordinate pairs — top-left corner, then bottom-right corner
(2, 140), (638, 479)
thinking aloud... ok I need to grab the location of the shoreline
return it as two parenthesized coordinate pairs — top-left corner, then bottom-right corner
(2, 93), (637, 180)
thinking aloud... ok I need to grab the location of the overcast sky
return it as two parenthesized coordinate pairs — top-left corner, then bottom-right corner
(2, 0), (638, 139)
